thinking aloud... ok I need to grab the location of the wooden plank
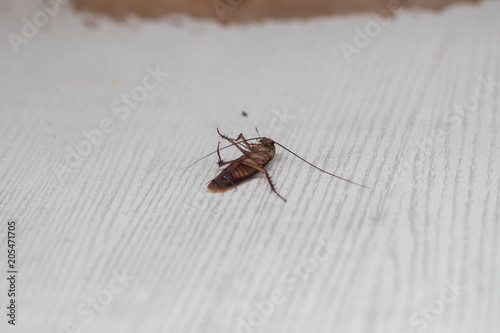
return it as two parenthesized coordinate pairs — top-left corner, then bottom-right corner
(73, 0), (480, 22)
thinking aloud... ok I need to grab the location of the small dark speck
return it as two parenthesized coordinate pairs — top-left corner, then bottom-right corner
(242, 111), (248, 117)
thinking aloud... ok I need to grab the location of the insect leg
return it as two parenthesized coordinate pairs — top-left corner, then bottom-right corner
(216, 142), (229, 167)
(216, 141), (223, 164)
(216, 141), (243, 167)
(217, 128), (251, 156)
(217, 128), (236, 141)
(241, 161), (286, 202)
(235, 133), (252, 150)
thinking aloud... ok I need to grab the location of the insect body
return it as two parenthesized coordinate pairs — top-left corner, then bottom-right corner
(208, 130), (284, 199)
(198, 128), (369, 202)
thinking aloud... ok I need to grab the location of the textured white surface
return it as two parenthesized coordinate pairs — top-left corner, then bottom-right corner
(0, 1), (499, 333)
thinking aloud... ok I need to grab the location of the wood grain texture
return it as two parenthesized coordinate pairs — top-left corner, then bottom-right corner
(0, 1), (499, 333)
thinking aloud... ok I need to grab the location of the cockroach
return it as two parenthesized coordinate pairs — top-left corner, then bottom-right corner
(187, 128), (370, 202)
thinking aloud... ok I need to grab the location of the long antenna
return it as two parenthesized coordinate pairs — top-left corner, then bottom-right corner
(185, 136), (263, 170)
(273, 142), (370, 189)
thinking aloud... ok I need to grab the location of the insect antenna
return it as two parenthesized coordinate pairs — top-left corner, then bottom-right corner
(184, 136), (263, 171)
(273, 142), (371, 189)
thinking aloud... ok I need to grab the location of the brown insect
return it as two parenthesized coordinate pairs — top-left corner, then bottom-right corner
(188, 128), (370, 202)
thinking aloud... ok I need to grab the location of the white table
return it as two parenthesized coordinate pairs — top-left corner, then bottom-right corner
(1, 1), (499, 332)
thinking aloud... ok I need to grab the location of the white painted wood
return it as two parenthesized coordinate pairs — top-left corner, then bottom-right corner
(0, 2), (499, 333)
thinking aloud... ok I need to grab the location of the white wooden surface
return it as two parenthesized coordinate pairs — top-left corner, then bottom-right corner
(1, 1), (499, 333)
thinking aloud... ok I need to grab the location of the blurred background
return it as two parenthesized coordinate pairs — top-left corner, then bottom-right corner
(74, 0), (481, 21)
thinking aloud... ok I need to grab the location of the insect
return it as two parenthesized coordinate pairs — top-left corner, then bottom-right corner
(188, 128), (370, 202)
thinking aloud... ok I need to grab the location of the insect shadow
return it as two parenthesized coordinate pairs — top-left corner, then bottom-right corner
(187, 128), (370, 202)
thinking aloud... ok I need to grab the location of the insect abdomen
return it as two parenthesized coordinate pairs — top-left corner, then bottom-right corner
(207, 164), (258, 192)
